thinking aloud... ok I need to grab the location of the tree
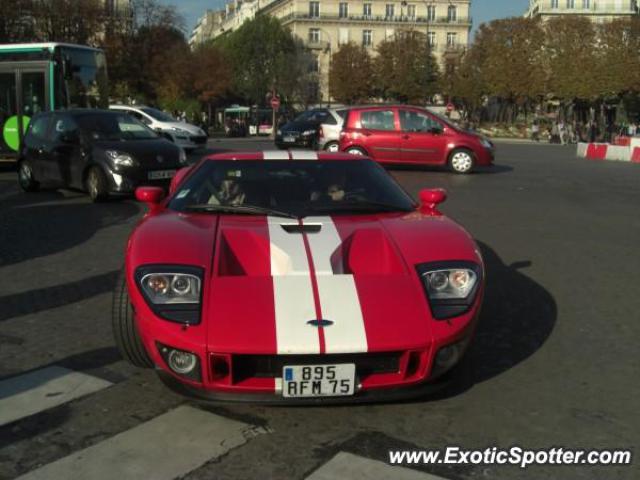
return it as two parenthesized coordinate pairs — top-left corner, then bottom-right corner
(218, 16), (313, 106)
(0, 0), (35, 43)
(31, 0), (105, 45)
(329, 42), (373, 104)
(597, 18), (640, 98)
(545, 16), (599, 102)
(373, 31), (440, 104)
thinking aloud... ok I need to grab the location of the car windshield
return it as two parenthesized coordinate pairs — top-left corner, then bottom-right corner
(76, 113), (159, 141)
(168, 159), (416, 217)
(293, 110), (330, 123)
(141, 107), (176, 122)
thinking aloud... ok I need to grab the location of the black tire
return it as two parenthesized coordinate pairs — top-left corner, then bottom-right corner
(85, 166), (109, 202)
(18, 160), (40, 192)
(448, 148), (475, 174)
(324, 141), (340, 153)
(112, 269), (154, 368)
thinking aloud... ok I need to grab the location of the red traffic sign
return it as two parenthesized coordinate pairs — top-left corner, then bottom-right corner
(446, 102), (454, 112)
(270, 96), (280, 109)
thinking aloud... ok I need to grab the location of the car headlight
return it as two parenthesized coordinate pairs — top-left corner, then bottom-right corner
(179, 148), (187, 164)
(105, 150), (136, 167)
(171, 127), (190, 135)
(416, 261), (482, 320)
(302, 129), (316, 136)
(480, 138), (493, 149)
(277, 129), (282, 136)
(136, 266), (204, 324)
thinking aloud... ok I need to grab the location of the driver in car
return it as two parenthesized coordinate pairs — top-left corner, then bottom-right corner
(311, 170), (348, 202)
(215, 178), (246, 205)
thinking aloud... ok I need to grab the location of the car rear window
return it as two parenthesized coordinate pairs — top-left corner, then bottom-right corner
(360, 110), (395, 131)
(27, 115), (50, 140)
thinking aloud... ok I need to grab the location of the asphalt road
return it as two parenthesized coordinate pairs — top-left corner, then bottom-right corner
(0, 140), (638, 480)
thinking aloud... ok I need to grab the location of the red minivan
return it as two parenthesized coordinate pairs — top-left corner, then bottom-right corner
(339, 106), (495, 173)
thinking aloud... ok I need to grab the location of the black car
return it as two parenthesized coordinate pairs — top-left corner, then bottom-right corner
(274, 109), (336, 150)
(17, 110), (187, 202)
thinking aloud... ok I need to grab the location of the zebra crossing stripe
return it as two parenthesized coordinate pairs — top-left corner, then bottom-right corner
(0, 366), (112, 427)
(16, 405), (266, 480)
(306, 452), (449, 480)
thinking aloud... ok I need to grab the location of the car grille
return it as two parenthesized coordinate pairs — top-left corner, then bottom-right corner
(190, 135), (207, 144)
(231, 353), (401, 383)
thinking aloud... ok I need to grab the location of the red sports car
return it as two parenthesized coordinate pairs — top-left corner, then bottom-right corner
(113, 150), (484, 403)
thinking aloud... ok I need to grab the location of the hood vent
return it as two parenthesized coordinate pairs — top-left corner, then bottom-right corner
(280, 223), (322, 234)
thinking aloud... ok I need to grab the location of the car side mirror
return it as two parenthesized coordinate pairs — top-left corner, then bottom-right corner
(135, 186), (165, 208)
(419, 188), (447, 212)
(169, 166), (193, 195)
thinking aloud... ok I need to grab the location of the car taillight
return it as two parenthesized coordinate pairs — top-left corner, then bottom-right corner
(319, 126), (325, 138)
(339, 131), (346, 138)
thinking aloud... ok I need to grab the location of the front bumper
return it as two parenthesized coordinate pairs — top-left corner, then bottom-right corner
(156, 368), (452, 404)
(106, 165), (182, 194)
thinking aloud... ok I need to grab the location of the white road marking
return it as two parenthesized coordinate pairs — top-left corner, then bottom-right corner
(0, 367), (112, 427)
(17, 405), (266, 480)
(306, 452), (448, 480)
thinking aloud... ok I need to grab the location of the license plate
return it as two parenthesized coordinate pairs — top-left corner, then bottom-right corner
(148, 170), (176, 180)
(282, 364), (355, 398)
(283, 136), (295, 143)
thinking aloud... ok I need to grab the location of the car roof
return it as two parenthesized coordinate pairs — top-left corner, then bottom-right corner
(203, 151), (368, 162)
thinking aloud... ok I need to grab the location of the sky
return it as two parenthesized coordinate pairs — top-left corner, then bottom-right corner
(162, 0), (530, 36)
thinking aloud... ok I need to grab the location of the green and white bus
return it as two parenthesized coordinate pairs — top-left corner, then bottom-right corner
(0, 42), (108, 157)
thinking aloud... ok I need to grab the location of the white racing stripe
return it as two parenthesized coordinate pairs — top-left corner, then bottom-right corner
(290, 150), (318, 160)
(0, 367), (112, 427)
(306, 452), (448, 480)
(268, 217), (319, 354)
(262, 150), (290, 160)
(17, 405), (266, 480)
(304, 217), (368, 354)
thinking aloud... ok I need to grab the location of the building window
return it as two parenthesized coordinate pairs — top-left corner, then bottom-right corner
(339, 28), (349, 45)
(309, 1), (319, 17)
(308, 28), (320, 43)
(339, 2), (348, 18)
(386, 4), (395, 18)
(363, 30), (372, 47)
(582, 0), (590, 8)
(551, 0), (559, 8)
(363, 3), (372, 17)
(447, 32), (457, 46)
(407, 4), (416, 19)
(447, 5), (457, 21)
(427, 5), (436, 21)
(566, 0), (575, 8)
(310, 56), (319, 73)
(428, 31), (436, 46)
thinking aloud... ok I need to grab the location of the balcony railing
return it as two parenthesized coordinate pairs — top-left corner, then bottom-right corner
(280, 13), (472, 25)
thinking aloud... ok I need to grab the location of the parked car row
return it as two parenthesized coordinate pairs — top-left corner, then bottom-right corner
(17, 109), (188, 202)
(275, 105), (495, 174)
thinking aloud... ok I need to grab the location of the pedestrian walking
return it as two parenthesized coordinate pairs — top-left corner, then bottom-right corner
(531, 121), (540, 142)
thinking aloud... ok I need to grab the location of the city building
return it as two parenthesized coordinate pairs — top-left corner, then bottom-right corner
(191, 0), (471, 103)
(525, 0), (638, 21)
(190, 10), (226, 47)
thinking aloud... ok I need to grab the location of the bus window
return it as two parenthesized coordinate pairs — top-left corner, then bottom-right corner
(0, 72), (18, 152)
(61, 48), (108, 109)
(21, 72), (46, 117)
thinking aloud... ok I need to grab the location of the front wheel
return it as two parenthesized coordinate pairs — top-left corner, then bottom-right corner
(324, 141), (340, 153)
(346, 147), (367, 156)
(449, 149), (475, 174)
(85, 166), (109, 202)
(112, 269), (154, 368)
(18, 160), (40, 192)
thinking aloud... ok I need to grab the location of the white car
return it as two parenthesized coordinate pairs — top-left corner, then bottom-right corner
(317, 108), (348, 152)
(109, 105), (208, 152)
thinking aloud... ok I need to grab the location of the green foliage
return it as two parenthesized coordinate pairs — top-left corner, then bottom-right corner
(217, 16), (311, 106)
(329, 42), (373, 104)
(373, 31), (440, 104)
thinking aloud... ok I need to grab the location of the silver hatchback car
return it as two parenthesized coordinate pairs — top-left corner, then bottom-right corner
(317, 108), (349, 152)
